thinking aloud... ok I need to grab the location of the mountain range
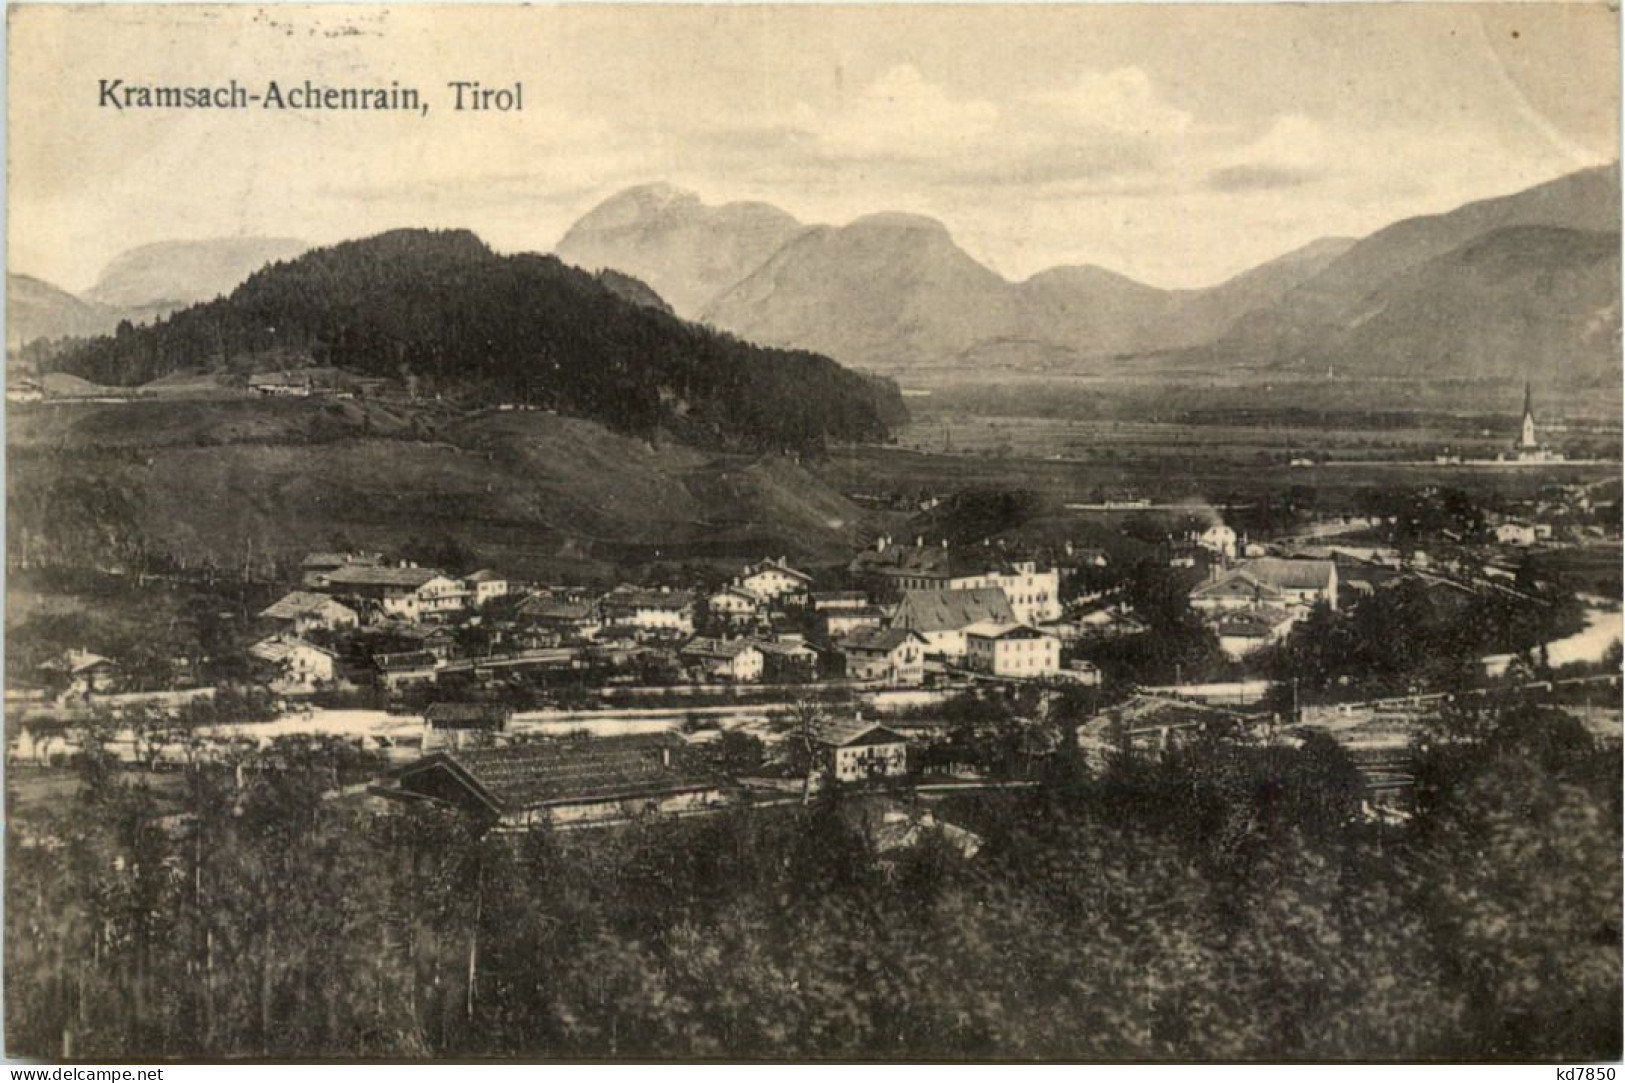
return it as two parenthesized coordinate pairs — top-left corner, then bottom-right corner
(555, 164), (1622, 385)
(7, 236), (310, 348)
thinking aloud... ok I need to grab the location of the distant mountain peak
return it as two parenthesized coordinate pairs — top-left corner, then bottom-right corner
(87, 235), (309, 309)
(555, 184), (804, 316)
(844, 211), (952, 236)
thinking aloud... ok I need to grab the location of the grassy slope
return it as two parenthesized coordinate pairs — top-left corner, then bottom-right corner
(9, 401), (875, 580)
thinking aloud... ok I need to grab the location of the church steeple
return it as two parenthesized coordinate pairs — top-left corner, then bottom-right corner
(1520, 381), (1538, 450)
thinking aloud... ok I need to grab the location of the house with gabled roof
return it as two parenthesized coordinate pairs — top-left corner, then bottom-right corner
(1213, 606), (1296, 659)
(679, 636), (764, 682)
(463, 569), (509, 607)
(249, 635), (337, 692)
(600, 585), (697, 635)
(706, 585), (765, 624)
(321, 563), (446, 621)
(891, 587), (1016, 660)
(839, 627), (928, 686)
(300, 550), (383, 588)
(379, 733), (729, 828)
(1192, 557), (1337, 615)
(963, 621), (1061, 678)
(259, 590), (359, 635)
(736, 557), (813, 604)
(811, 719), (909, 782)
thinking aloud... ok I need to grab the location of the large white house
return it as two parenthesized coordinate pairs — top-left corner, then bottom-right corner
(250, 635), (337, 691)
(812, 719), (910, 783)
(601, 586), (697, 635)
(259, 591), (360, 635)
(852, 543), (1061, 624)
(963, 622), (1061, 679)
(735, 558), (813, 604)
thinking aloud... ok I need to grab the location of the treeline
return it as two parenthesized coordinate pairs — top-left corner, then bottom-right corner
(6, 697), (1618, 1061)
(49, 230), (907, 453)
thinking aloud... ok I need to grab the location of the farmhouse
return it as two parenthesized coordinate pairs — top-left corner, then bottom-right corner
(375, 650), (441, 692)
(259, 590), (359, 635)
(839, 627), (928, 686)
(464, 569), (509, 607)
(679, 637), (764, 682)
(735, 557), (813, 604)
(754, 637), (820, 681)
(300, 550), (384, 589)
(381, 734), (728, 828)
(600, 586), (697, 635)
(963, 622), (1061, 679)
(322, 564), (447, 621)
(706, 586), (764, 624)
(812, 719), (909, 783)
(892, 587), (1016, 660)
(249, 635), (336, 691)
(514, 597), (601, 638)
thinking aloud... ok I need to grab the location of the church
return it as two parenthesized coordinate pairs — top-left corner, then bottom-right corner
(1513, 382), (1564, 463)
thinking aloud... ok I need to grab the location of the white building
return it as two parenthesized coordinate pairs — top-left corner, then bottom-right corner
(736, 558), (813, 604)
(707, 586), (764, 623)
(464, 569), (509, 607)
(680, 637), (765, 682)
(963, 622), (1061, 679)
(813, 719), (910, 783)
(250, 635), (337, 691)
(259, 591), (360, 635)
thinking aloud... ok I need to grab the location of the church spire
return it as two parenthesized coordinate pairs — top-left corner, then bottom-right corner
(1519, 381), (1538, 450)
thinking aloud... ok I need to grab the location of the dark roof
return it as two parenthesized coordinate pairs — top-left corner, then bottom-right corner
(302, 551), (382, 569)
(375, 650), (440, 671)
(325, 564), (443, 589)
(840, 627), (927, 653)
(741, 558), (813, 582)
(859, 545), (1016, 580)
(1240, 557), (1336, 591)
(260, 590), (355, 621)
(401, 734), (715, 812)
(893, 587), (1014, 632)
(680, 636), (762, 660)
(1213, 607), (1293, 638)
(516, 597), (597, 622)
(603, 586), (697, 610)
(812, 718), (908, 748)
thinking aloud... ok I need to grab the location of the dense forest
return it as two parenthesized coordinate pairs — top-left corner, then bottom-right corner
(48, 230), (907, 453)
(6, 695), (1618, 1061)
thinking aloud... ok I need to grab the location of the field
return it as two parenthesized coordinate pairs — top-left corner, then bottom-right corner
(7, 400), (885, 583)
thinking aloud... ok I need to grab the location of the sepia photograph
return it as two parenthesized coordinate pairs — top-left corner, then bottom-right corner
(3, 1), (1622, 1064)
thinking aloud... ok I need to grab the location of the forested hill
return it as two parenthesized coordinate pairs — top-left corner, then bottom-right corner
(50, 229), (906, 452)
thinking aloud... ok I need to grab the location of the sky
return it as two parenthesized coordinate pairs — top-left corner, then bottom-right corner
(8, 3), (1620, 293)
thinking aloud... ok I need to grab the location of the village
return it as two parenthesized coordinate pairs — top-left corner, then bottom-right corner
(8, 390), (1619, 840)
